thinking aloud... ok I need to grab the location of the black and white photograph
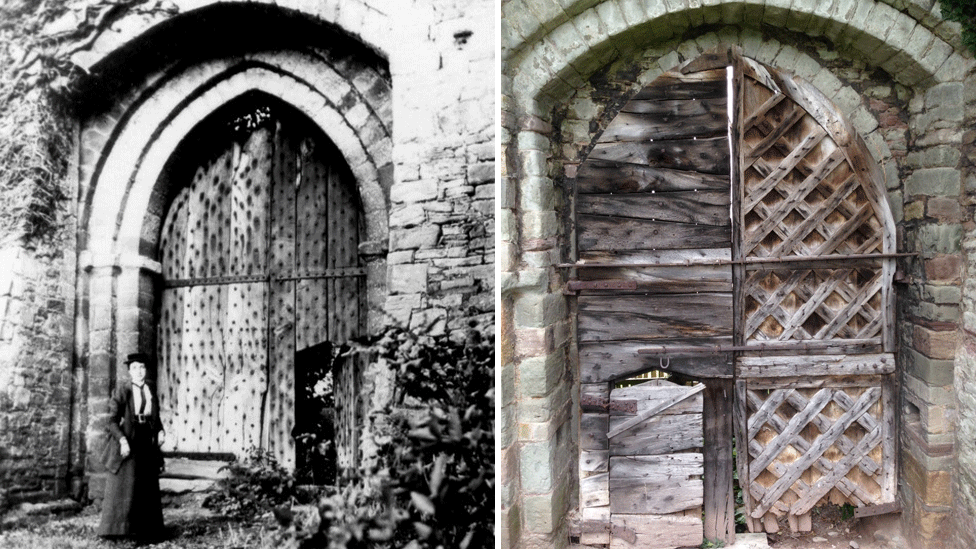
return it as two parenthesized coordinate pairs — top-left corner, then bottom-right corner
(0, 0), (494, 547)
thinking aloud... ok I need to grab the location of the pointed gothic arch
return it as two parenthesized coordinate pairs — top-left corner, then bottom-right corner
(75, 9), (392, 495)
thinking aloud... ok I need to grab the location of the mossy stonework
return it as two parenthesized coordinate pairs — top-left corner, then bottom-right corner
(501, 1), (976, 548)
(0, 0), (494, 506)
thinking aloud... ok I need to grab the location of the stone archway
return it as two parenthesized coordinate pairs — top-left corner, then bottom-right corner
(74, 5), (392, 496)
(501, 3), (975, 548)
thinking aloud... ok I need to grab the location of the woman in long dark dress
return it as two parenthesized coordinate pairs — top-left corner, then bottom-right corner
(98, 353), (166, 540)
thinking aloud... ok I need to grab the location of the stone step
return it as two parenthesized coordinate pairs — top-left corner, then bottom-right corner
(159, 478), (216, 494)
(0, 498), (83, 529)
(162, 457), (232, 481)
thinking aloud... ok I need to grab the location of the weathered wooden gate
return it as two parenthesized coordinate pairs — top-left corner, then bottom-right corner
(158, 100), (365, 469)
(733, 52), (897, 533)
(569, 48), (897, 547)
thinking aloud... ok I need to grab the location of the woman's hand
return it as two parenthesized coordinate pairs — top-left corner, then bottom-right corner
(158, 431), (166, 447)
(119, 438), (130, 459)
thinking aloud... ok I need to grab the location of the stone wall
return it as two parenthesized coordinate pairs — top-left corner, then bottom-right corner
(898, 78), (967, 547)
(0, 217), (78, 503)
(500, 1), (974, 548)
(387, 0), (496, 339)
(951, 66), (976, 549)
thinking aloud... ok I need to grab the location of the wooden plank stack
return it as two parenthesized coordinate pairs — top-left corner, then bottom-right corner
(578, 380), (705, 549)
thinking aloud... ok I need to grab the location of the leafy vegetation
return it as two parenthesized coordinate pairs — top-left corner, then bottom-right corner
(203, 327), (494, 549)
(202, 448), (297, 520)
(374, 329), (494, 549)
(942, 0), (976, 53)
(0, 0), (172, 243)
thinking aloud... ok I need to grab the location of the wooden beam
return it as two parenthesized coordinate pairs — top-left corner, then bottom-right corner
(703, 379), (735, 544)
(608, 384), (705, 438)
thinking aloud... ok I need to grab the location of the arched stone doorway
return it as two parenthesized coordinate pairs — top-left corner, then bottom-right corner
(74, 5), (392, 496)
(570, 49), (898, 547)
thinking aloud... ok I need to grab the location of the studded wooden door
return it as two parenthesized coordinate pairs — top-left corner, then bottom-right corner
(158, 104), (364, 469)
(569, 48), (898, 547)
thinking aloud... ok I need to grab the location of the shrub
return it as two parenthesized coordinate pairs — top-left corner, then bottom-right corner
(942, 0), (976, 53)
(376, 330), (494, 549)
(204, 447), (297, 519)
(300, 327), (494, 549)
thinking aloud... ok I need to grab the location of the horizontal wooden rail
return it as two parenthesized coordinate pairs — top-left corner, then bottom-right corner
(637, 338), (881, 357)
(164, 267), (367, 288)
(556, 252), (915, 270)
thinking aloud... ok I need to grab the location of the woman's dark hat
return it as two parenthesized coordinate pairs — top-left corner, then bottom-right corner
(125, 353), (150, 365)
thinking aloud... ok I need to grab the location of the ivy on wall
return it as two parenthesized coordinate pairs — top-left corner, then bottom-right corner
(942, 0), (976, 53)
(0, 0), (175, 245)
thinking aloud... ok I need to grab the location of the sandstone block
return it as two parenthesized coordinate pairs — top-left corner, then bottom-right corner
(390, 180), (438, 203)
(520, 382), (572, 424)
(907, 348), (955, 387)
(390, 225), (440, 250)
(501, 403), (517, 449)
(905, 168), (961, 197)
(518, 349), (566, 399)
(523, 489), (564, 535)
(388, 264), (428, 294)
(516, 326), (553, 358)
(924, 255), (962, 282)
(520, 438), (556, 494)
(502, 360), (517, 408)
(913, 326), (959, 360)
(519, 149), (549, 178)
(927, 197), (962, 221)
(467, 162), (494, 185)
(915, 223), (962, 254)
(514, 291), (567, 329)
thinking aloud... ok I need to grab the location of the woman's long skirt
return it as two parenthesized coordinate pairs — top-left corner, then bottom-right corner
(97, 423), (164, 538)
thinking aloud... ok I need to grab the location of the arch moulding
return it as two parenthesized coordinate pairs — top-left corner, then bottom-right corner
(76, 23), (393, 494)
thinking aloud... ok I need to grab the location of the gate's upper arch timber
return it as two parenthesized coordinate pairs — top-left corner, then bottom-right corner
(83, 56), (390, 260)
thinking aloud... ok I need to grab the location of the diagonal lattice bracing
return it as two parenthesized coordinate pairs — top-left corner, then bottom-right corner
(745, 385), (884, 518)
(743, 269), (884, 343)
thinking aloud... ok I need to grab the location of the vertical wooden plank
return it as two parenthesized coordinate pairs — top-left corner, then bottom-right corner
(734, 380), (759, 532)
(209, 147), (234, 278)
(881, 373), (897, 500)
(267, 279), (295, 468)
(296, 133), (330, 351)
(332, 160), (363, 341)
(160, 189), (189, 279)
(158, 287), (183, 453)
(233, 128), (273, 276)
(267, 119), (298, 469)
(182, 285), (207, 452)
(703, 379), (735, 544)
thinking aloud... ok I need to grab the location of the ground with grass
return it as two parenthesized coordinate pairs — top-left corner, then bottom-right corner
(0, 493), (283, 549)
